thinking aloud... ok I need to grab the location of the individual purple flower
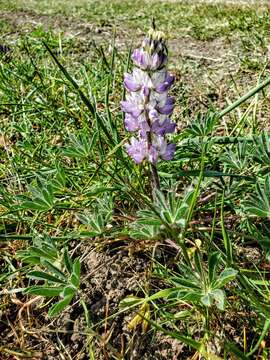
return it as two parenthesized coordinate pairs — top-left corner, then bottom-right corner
(148, 145), (159, 163)
(124, 114), (140, 132)
(152, 118), (176, 136)
(154, 71), (174, 93)
(158, 97), (175, 115)
(121, 92), (144, 118)
(126, 137), (148, 164)
(152, 52), (167, 70)
(123, 68), (151, 92)
(122, 27), (176, 166)
(131, 48), (167, 71)
(149, 136), (176, 161)
(131, 49), (151, 70)
(160, 141), (176, 161)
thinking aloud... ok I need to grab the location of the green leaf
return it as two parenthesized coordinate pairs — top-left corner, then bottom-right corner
(19, 256), (40, 264)
(70, 273), (80, 288)
(171, 277), (200, 289)
(147, 288), (178, 301)
(253, 131), (270, 166)
(27, 271), (66, 284)
(42, 186), (53, 207)
(169, 310), (192, 320)
(212, 289), (225, 310)
(244, 175), (270, 218)
(72, 259), (81, 277)
(70, 259), (80, 288)
(194, 251), (203, 276)
(25, 286), (63, 297)
(27, 246), (56, 260)
(85, 186), (117, 197)
(48, 294), (74, 317)
(221, 192), (233, 266)
(60, 286), (76, 298)
(41, 260), (66, 280)
(137, 218), (162, 226)
(214, 268), (238, 288)
(119, 296), (142, 309)
(208, 252), (221, 283)
(63, 248), (73, 273)
(244, 207), (270, 217)
(174, 290), (202, 303)
(21, 200), (49, 211)
(201, 293), (213, 307)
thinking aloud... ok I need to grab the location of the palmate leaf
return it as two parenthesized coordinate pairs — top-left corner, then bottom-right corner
(253, 132), (270, 166)
(21, 240), (81, 317)
(135, 188), (194, 232)
(17, 236), (59, 266)
(130, 224), (161, 240)
(243, 175), (270, 217)
(77, 195), (113, 236)
(19, 248), (48, 264)
(20, 182), (55, 212)
(184, 111), (218, 138)
(221, 141), (250, 172)
(136, 210), (162, 226)
(62, 130), (98, 158)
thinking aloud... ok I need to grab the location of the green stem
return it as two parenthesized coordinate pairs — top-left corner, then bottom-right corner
(185, 142), (206, 230)
(218, 75), (270, 119)
(177, 142), (206, 267)
(144, 88), (160, 197)
(150, 163), (160, 191)
(247, 318), (270, 356)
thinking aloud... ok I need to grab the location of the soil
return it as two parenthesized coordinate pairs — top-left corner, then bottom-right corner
(0, 242), (195, 360)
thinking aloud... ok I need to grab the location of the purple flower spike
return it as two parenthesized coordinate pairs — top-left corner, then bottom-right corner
(122, 27), (176, 165)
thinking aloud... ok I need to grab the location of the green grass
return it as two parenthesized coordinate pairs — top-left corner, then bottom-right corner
(1, 1), (270, 359)
(2, 0), (270, 40)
